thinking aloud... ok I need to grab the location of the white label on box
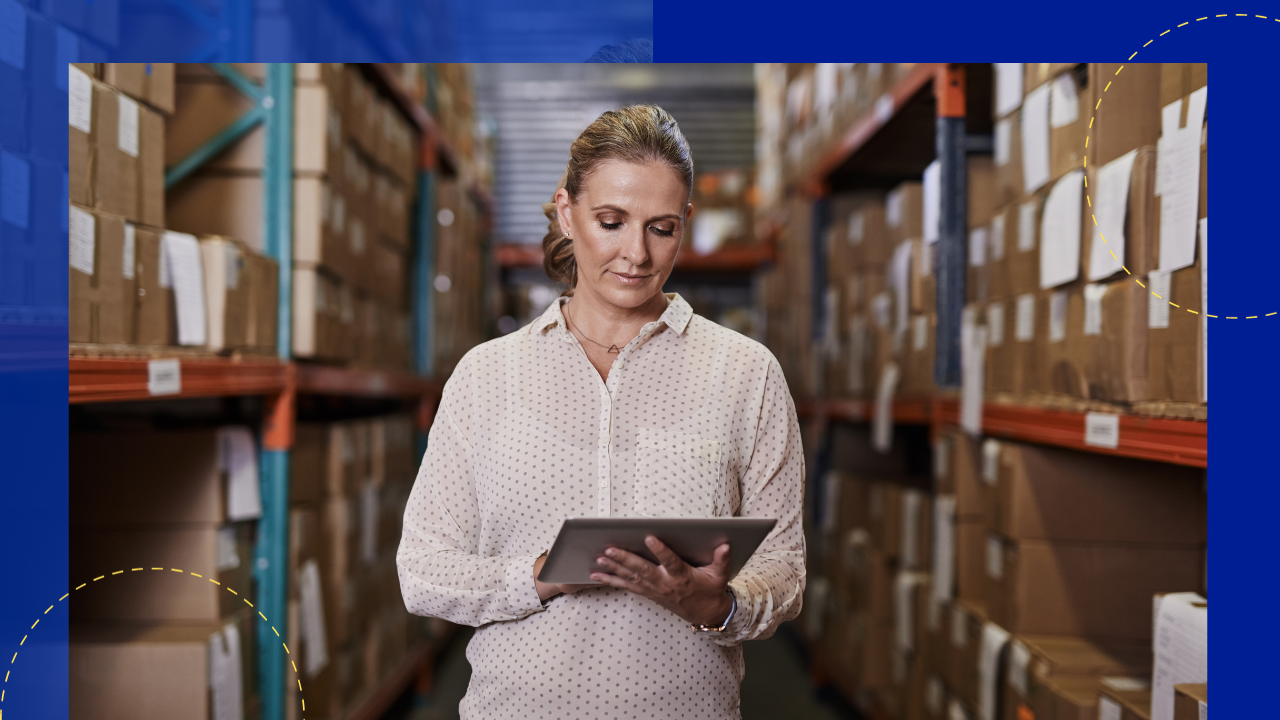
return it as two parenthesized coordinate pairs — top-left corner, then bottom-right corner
(209, 621), (245, 720)
(1084, 283), (1106, 336)
(994, 63), (1023, 118)
(1200, 701), (1208, 720)
(960, 309), (986, 436)
(886, 186), (903, 228)
(951, 606), (967, 648)
(969, 227), (987, 268)
(924, 160), (941, 244)
(979, 622), (1011, 720)
(1102, 677), (1150, 692)
(1049, 72), (1080, 128)
(989, 214), (1006, 262)
(1041, 170), (1084, 289)
(1008, 639), (1031, 697)
(361, 481), (379, 565)
(981, 439), (1000, 485)
(1098, 697), (1123, 720)
(225, 246), (240, 290)
(1049, 291), (1067, 342)
(913, 315), (928, 351)
(117, 94), (140, 157)
(931, 494), (956, 611)
(873, 362), (900, 454)
(298, 559), (331, 677)
(1157, 87), (1207, 273)
(1015, 293), (1035, 342)
(1152, 593), (1207, 720)
(1148, 271), (1171, 328)
(926, 674), (945, 717)
(994, 118), (1011, 167)
(948, 699), (970, 720)
(1085, 412), (1120, 449)
(216, 526), (240, 571)
(162, 231), (207, 346)
(69, 205), (95, 275)
(69, 66), (93, 132)
(874, 93), (894, 124)
(987, 302), (1004, 347)
(921, 240), (934, 276)
(220, 426), (262, 521)
(122, 223), (136, 280)
(1089, 149), (1138, 281)
(1017, 200), (1037, 252)
(872, 292), (891, 330)
(847, 210), (865, 244)
(1021, 83), (1051, 194)
(985, 534), (1003, 580)
(147, 358), (182, 396)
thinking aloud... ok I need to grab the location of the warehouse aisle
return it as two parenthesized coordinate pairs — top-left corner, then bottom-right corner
(407, 625), (858, 720)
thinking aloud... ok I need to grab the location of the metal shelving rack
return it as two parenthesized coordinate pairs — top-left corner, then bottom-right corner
(68, 63), (470, 720)
(796, 63), (1207, 473)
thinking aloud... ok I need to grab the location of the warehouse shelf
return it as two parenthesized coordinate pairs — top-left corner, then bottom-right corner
(796, 396), (932, 425)
(295, 362), (444, 398)
(934, 398), (1207, 468)
(341, 627), (458, 720)
(69, 355), (289, 404)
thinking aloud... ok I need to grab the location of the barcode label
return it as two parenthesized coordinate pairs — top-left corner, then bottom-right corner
(147, 359), (182, 396)
(1084, 412), (1120, 448)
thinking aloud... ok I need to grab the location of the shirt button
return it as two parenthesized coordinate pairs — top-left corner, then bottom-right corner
(600, 480), (608, 487)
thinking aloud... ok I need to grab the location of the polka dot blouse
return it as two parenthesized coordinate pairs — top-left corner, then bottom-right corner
(397, 293), (807, 719)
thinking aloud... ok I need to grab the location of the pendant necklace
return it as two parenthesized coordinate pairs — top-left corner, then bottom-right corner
(564, 301), (624, 354)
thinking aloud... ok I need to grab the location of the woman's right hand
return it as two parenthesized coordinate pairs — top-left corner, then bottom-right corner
(533, 554), (594, 602)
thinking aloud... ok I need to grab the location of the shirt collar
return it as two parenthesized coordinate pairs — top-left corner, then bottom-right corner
(529, 292), (694, 336)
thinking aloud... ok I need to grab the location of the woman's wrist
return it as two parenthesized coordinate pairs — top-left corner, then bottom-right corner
(533, 554), (560, 602)
(691, 588), (735, 628)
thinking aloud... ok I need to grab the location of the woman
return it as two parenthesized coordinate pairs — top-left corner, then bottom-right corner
(397, 105), (805, 719)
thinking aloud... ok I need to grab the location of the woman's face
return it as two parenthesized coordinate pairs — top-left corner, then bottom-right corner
(555, 159), (690, 310)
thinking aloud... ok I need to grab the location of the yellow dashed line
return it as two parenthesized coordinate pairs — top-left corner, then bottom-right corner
(1188, 309), (1200, 315)
(17, 638), (23, 648)
(227, 587), (238, 595)
(1247, 315), (1258, 319)
(132, 568), (143, 572)
(44, 606), (53, 615)
(209, 578), (221, 585)
(1267, 312), (1278, 317)
(1160, 29), (1171, 35)
(1227, 316), (1238, 319)
(92, 576), (104, 582)
(1128, 51), (1138, 60)
(1135, 279), (1146, 288)
(1178, 21), (1189, 26)
(170, 568), (183, 573)
(28, 620), (37, 630)
(111, 570), (123, 575)
(1144, 39), (1154, 46)
(74, 583), (86, 590)
(1207, 314), (1218, 318)
(151, 567), (162, 571)
(245, 599), (255, 608)
(283, 643), (291, 654)
(190, 572), (202, 578)
(273, 626), (281, 637)
(1197, 16), (1208, 20)
(259, 612), (269, 623)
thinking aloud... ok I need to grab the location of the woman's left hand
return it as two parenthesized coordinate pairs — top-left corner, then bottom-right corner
(591, 536), (734, 628)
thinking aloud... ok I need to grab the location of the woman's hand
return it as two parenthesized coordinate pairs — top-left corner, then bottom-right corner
(591, 536), (734, 627)
(533, 554), (594, 602)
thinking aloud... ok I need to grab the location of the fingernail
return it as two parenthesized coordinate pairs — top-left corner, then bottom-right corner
(605, 548), (616, 557)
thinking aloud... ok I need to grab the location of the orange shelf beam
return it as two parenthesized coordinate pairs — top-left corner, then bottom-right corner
(796, 397), (932, 425)
(934, 398), (1207, 468)
(69, 357), (289, 404)
(802, 62), (944, 197)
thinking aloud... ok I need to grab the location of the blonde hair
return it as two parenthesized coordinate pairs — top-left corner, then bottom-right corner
(541, 105), (694, 292)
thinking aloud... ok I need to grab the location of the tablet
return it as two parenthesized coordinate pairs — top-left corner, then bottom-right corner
(536, 517), (777, 585)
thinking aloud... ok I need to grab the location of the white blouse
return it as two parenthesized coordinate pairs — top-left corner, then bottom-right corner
(397, 292), (806, 719)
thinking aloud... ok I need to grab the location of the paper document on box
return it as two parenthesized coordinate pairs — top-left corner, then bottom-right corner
(1040, 170), (1083, 289)
(1090, 150), (1138, 280)
(1200, 218), (1208, 401)
(298, 560), (330, 677)
(892, 240), (912, 336)
(1157, 86), (1207, 273)
(994, 64), (1023, 118)
(979, 622), (1010, 720)
(960, 307), (986, 436)
(209, 621), (245, 720)
(163, 231), (207, 346)
(1151, 593), (1207, 720)
(219, 427), (261, 521)
(1021, 84), (1051, 194)
(924, 160), (941, 244)
(873, 363), (900, 454)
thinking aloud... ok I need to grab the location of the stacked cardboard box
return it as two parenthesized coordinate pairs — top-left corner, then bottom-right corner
(286, 414), (430, 719)
(69, 429), (261, 720)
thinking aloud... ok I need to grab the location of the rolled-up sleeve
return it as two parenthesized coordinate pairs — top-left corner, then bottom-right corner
(396, 357), (547, 627)
(714, 358), (806, 647)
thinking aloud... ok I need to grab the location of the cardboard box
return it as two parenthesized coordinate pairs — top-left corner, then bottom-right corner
(1047, 65), (1091, 182)
(956, 518), (986, 604)
(167, 174), (265, 251)
(986, 209), (1012, 301)
(70, 610), (256, 720)
(102, 63), (176, 114)
(131, 225), (177, 346)
(200, 236), (249, 352)
(911, 238), (936, 314)
(994, 110), (1023, 208)
(868, 481), (903, 559)
(901, 313), (935, 397)
(93, 82), (140, 220)
(1090, 63), (1160, 170)
(1005, 635), (1150, 717)
(986, 441), (1205, 544)
(243, 250), (279, 352)
(69, 206), (129, 344)
(294, 83), (343, 176)
(168, 78), (264, 171)
(969, 155), (996, 229)
(887, 181), (924, 245)
(70, 429), (230, 525)
(1083, 148), (1158, 282)
(293, 176), (352, 280)
(69, 67), (96, 207)
(1172, 684), (1206, 720)
(370, 234), (408, 309)
(834, 191), (892, 265)
(944, 599), (987, 707)
(69, 522), (255, 623)
(1008, 190), (1044, 298)
(985, 538), (1204, 640)
(1024, 64), (1078, 95)
(1079, 279), (1149, 402)
(1099, 681), (1152, 720)
(1159, 64), (1207, 112)
(138, 103), (165, 227)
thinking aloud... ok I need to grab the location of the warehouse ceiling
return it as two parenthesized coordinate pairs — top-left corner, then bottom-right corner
(475, 64), (757, 245)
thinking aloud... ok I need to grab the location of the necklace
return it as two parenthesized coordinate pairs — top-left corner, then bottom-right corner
(564, 301), (625, 354)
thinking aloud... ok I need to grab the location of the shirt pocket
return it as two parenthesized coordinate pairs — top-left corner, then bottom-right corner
(634, 428), (734, 518)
